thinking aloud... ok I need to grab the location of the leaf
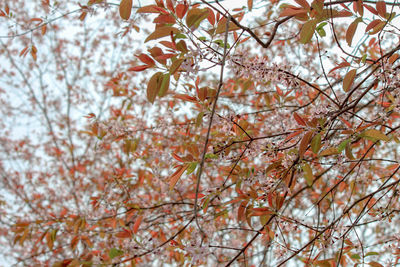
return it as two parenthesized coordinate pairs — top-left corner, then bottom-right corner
(145, 26), (180, 43)
(133, 215), (142, 233)
(215, 18), (241, 34)
(137, 54), (155, 66)
(346, 18), (362, 46)
(169, 164), (189, 190)
(302, 163), (313, 186)
(365, 19), (382, 33)
(295, 0), (310, 9)
(237, 200), (248, 222)
(363, 129), (389, 141)
(119, 0), (132, 20)
(293, 112), (306, 126)
(158, 73), (170, 97)
(311, 133), (322, 153)
(299, 131), (313, 158)
(319, 147), (339, 156)
(343, 69), (357, 92)
(248, 0), (253, 11)
(109, 248), (124, 259)
(170, 58), (184, 74)
(345, 143), (355, 160)
(176, 3), (188, 19)
(147, 72), (163, 103)
(365, 252), (379, 257)
(279, 7), (308, 17)
(154, 14), (176, 24)
(137, 5), (167, 14)
(186, 8), (208, 29)
(128, 65), (149, 72)
(299, 20), (317, 44)
(329, 61), (350, 73)
(31, 45), (37, 61)
(376, 1), (386, 17)
(364, 4), (378, 15)
(368, 262), (383, 267)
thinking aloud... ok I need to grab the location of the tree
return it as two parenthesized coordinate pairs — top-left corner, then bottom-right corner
(0, 0), (400, 265)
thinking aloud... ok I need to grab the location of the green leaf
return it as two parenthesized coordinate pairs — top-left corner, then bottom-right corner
(302, 163), (314, 186)
(300, 20), (317, 44)
(337, 139), (351, 152)
(186, 8), (208, 29)
(311, 133), (321, 153)
(158, 73), (170, 97)
(186, 162), (197, 175)
(365, 252), (379, 257)
(109, 248), (124, 259)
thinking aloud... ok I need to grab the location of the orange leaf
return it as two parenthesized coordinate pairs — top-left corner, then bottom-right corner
(169, 164), (189, 190)
(343, 69), (357, 92)
(237, 201), (248, 222)
(329, 61), (350, 73)
(248, 0), (253, 11)
(133, 216), (142, 234)
(346, 18), (361, 46)
(279, 7), (307, 17)
(147, 72), (163, 103)
(154, 14), (176, 24)
(145, 26), (180, 43)
(119, 0), (132, 20)
(376, 1), (386, 17)
(365, 19), (381, 33)
(299, 131), (313, 158)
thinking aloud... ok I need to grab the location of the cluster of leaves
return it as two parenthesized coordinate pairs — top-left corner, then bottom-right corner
(1, 0), (400, 266)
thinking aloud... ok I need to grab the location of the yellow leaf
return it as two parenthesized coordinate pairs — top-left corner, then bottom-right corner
(363, 129), (389, 141)
(299, 19), (317, 44)
(319, 147), (339, 156)
(119, 0), (132, 20)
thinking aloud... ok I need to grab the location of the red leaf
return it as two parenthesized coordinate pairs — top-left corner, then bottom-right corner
(363, 4), (378, 15)
(293, 112), (306, 126)
(137, 54), (155, 66)
(128, 65), (149, 72)
(329, 61), (350, 73)
(176, 3), (188, 19)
